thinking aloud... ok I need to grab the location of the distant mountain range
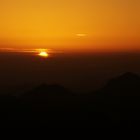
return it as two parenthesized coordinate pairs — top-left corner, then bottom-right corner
(101, 72), (140, 94)
(21, 72), (140, 105)
(0, 72), (140, 128)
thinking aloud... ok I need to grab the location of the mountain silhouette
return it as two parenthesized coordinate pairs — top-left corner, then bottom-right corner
(22, 84), (71, 98)
(0, 72), (140, 128)
(92, 72), (140, 124)
(100, 72), (140, 96)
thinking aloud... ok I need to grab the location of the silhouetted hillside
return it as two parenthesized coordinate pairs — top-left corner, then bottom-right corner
(93, 72), (140, 125)
(0, 72), (140, 128)
(25, 84), (71, 95)
(18, 84), (89, 125)
(102, 72), (140, 94)
(20, 83), (82, 108)
(21, 84), (72, 101)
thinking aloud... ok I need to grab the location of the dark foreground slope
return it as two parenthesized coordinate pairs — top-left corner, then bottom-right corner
(0, 72), (140, 128)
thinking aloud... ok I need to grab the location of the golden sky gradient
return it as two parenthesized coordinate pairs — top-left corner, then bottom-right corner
(0, 0), (140, 52)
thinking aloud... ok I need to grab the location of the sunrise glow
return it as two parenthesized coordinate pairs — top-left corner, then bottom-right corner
(0, 0), (140, 52)
(38, 51), (49, 57)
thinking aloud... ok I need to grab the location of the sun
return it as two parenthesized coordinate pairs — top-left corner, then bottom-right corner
(38, 51), (49, 57)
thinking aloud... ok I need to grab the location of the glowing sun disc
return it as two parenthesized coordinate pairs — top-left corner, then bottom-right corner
(38, 51), (49, 57)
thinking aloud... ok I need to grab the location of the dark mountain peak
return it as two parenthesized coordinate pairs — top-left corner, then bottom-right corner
(34, 83), (47, 90)
(116, 72), (140, 81)
(34, 83), (68, 92)
(101, 72), (140, 95)
(109, 72), (140, 85)
(22, 83), (71, 99)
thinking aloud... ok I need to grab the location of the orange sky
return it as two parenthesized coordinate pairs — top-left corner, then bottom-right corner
(0, 0), (140, 52)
